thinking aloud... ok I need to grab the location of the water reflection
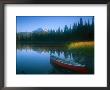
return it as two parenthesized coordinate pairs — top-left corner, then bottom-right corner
(16, 44), (94, 74)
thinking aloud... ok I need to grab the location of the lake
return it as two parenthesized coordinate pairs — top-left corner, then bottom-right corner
(16, 44), (94, 74)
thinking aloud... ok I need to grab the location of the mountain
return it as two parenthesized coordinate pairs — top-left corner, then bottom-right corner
(32, 28), (44, 33)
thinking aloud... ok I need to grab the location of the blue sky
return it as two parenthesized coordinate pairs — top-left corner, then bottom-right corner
(16, 16), (93, 32)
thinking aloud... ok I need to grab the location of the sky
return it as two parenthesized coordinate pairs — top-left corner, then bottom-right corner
(16, 16), (93, 32)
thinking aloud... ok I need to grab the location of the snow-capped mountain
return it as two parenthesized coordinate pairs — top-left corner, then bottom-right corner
(32, 28), (44, 33)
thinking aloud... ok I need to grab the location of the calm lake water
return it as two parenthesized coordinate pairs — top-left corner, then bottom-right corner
(16, 44), (94, 74)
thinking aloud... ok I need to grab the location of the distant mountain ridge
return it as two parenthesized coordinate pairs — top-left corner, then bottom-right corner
(32, 28), (44, 33)
(17, 28), (48, 34)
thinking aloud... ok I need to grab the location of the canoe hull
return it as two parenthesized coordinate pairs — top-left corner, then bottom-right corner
(50, 56), (88, 74)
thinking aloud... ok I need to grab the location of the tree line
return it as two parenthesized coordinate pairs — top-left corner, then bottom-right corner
(16, 17), (94, 43)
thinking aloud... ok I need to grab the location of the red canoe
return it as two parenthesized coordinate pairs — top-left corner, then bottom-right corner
(50, 55), (88, 74)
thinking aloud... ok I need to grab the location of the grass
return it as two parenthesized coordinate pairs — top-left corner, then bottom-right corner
(68, 41), (94, 49)
(67, 41), (94, 56)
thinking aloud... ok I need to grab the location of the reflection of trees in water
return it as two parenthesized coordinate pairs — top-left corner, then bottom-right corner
(17, 44), (75, 59)
(17, 44), (94, 74)
(17, 44), (94, 69)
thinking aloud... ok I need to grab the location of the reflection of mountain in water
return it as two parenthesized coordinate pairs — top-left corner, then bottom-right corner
(17, 44), (75, 60)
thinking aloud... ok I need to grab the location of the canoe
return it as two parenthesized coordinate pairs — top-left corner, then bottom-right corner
(50, 55), (88, 74)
